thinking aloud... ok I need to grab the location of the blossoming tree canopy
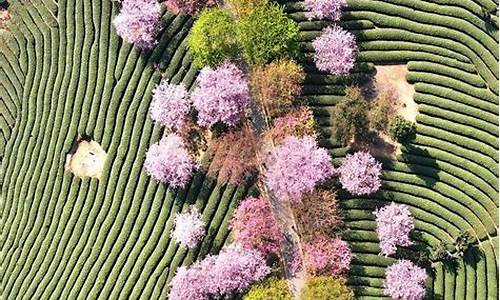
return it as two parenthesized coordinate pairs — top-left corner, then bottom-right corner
(304, 0), (347, 21)
(231, 196), (282, 255)
(338, 151), (382, 196)
(150, 80), (191, 130)
(144, 133), (197, 188)
(165, 0), (216, 15)
(374, 202), (415, 256)
(113, 0), (163, 49)
(312, 25), (357, 76)
(383, 260), (428, 300)
(265, 136), (335, 201)
(171, 206), (206, 248)
(302, 235), (352, 276)
(192, 62), (250, 128)
(169, 245), (271, 300)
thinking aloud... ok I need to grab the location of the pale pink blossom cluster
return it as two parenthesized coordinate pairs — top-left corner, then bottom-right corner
(374, 202), (414, 256)
(113, 0), (163, 49)
(192, 62), (250, 128)
(165, 0), (216, 15)
(231, 197), (282, 256)
(150, 80), (191, 130)
(144, 133), (197, 187)
(302, 236), (351, 276)
(304, 0), (347, 21)
(312, 25), (357, 76)
(169, 245), (271, 300)
(171, 206), (206, 248)
(265, 136), (335, 201)
(338, 151), (382, 196)
(383, 260), (428, 300)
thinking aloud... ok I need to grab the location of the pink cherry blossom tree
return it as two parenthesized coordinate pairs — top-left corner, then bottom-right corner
(374, 202), (414, 256)
(383, 260), (428, 300)
(304, 0), (347, 21)
(312, 25), (357, 76)
(302, 235), (351, 276)
(338, 151), (382, 196)
(171, 206), (206, 248)
(150, 80), (191, 130)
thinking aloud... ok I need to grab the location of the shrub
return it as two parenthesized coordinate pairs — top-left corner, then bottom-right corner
(226, 0), (268, 17)
(188, 8), (239, 67)
(265, 136), (335, 201)
(169, 245), (271, 300)
(338, 151), (382, 196)
(389, 116), (416, 142)
(171, 206), (206, 248)
(249, 59), (305, 117)
(144, 133), (197, 188)
(264, 106), (316, 145)
(291, 190), (341, 240)
(177, 119), (208, 159)
(304, 0), (347, 21)
(231, 196), (282, 256)
(301, 277), (354, 300)
(236, 4), (300, 65)
(302, 236), (351, 276)
(165, 0), (216, 15)
(208, 126), (260, 185)
(192, 62), (250, 127)
(331, 92), (370, 145)
(369, 88), (400, 133)
(243, 277), (293, 300)
(150, 80), (191, 130)
(374, 202), (414, 256)
(312, 25), (357, 75)
(383, 260), (428, 300)
(113, 0), (163, 49)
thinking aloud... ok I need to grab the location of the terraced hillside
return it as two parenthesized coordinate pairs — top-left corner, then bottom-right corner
(0, 0), (498, 300)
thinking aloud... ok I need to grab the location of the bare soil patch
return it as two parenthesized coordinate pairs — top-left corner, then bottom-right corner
(65, 136), (107, 179)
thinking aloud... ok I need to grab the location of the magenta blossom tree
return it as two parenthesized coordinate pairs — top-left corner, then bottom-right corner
(231, 196), (282, 256)
(144, 133), (197, 188)
(374, 202), (414, 256)
(192, 62), (250, 128)
(113, 0), (163, 49)
(169, 244), (271, 300)
(171, 206), (206, 248)
(302, 235), (351, 276)
(266, 136), (335, 201)
(338, 151), (382, 196)
(150, 80), (191, 130)
(384, 260), (428, 300)
(304, 0), (347, 21)
(312, 25), (357, 76)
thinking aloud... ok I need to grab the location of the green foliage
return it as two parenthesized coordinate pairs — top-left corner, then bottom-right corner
(243, 278), (293, 300)
(369, 88), (399, 132)
(236, 3), (300, 65)
(331, 87), (370, 146)
(389, 116), (416, 142)
(188, 8), (239, 68)
(300, 277), (355, 300)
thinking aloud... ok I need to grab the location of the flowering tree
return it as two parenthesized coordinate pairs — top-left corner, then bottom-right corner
(150, 80), (191, 130)
(291, 190), (341, 240)
(266, 136), (335, 201)
(383, 260), (428, 300)
(312, 25), (357, 76)
(374, 202), (414, 256)
(304, 0), (347, 21)
(192, 62), (250, 127)
(144, 133), (197, 188)
(338, 151), (382, 196)
(165, 0), (216, 15)
(169, 245), (271, 300)
(231, 197), (282, 256)
(113, 0), (163, 49)
(171, 206), (206, 248)
(264, 106), (316, 145)
(302, 236), (351, 276)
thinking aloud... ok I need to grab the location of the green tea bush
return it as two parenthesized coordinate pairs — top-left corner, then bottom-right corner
(236, 3), (300, 65)
(243, 277), (293, 300)
(389, 116), (416, 142)
(300, 277), (355, 300)
(188, 8), (239, 67)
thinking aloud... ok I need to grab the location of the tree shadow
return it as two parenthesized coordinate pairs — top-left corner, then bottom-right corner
(398, 144), (439, 188)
